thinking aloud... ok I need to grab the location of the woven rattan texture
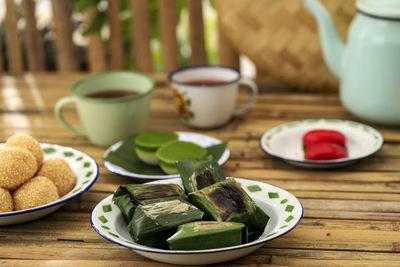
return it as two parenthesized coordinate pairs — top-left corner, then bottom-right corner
(216, 0), (356, 91)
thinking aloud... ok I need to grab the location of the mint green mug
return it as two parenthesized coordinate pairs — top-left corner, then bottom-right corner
(55, 71), (154, 147)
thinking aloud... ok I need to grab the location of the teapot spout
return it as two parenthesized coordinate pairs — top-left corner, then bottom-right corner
(303, 0), (345, 78)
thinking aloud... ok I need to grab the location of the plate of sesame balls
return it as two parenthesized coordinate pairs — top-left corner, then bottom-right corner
(0, 134), (99, 226)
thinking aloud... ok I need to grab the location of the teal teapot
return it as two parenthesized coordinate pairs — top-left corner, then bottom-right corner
(303, 0), (400, 126)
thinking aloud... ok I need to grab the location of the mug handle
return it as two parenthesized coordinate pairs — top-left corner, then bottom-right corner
(54, 96), (86, 135)
(232, 78), (258, 115)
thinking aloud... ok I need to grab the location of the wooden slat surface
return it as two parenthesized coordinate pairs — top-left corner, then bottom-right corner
(187, 0), (207, 65)
(158, 0), (179, 73)
(0, 73), (400, 266)
(218, 15), (240, 69)
(84, 7), (107, 72)
(51, 0), (78, 71)
(22, 0), (45, 71)
(5, 0), (24, 74)
(0, 32), (3, 72)
(107, 0), (125, 70)
(129, 0), (154, 72)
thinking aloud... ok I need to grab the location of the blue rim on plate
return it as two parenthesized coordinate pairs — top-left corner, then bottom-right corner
(259, 119), (384, 169)
(90, 177), (303, 265)
(102, 132), (231, 180)
(0, 143), (99, 219)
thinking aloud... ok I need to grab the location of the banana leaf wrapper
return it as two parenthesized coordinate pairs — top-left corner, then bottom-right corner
(176, 155), (225, 193)
(112, 193), (134, 222)
(167, 221), (248, 250)
(188, 178), (269, 240)
(112, 183), (185, 222)
(128, 198), (204, 248)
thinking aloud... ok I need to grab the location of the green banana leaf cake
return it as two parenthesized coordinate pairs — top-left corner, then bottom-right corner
(177, 155), (225, 193)
(189, 178), (270, 240)
(156, 140), (207, 174)
(167, 221), (248, 250)
(135, 131), (179, 165)
(112, 156), (270, 250)
(128, 198), (204, 248)
(112, 183), (185, 222)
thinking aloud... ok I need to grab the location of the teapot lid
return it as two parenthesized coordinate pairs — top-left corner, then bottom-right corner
(357, 0), (400, 19)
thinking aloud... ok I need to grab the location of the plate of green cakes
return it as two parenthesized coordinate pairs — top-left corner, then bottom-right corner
(91, 156), (303, 265)
(102, 131), (230, 180)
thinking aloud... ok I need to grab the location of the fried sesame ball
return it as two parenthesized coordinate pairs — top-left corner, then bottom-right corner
(37, 158), (76, 197)
(0, 147), (37, 190)
(13, 176), (59, 211)
(5, 133), (44, 168)
(0, 187), (13, 212)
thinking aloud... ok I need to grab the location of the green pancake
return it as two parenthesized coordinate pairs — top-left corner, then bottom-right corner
(156, 140), (207, 174)
(135, 131), (178, 165)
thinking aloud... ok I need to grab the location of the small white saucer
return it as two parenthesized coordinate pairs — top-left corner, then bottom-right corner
(260, 119), (384, 169)
(103, 132), (230, 180)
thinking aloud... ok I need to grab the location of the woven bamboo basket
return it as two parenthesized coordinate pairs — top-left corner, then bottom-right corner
(215, 0), (357, 91)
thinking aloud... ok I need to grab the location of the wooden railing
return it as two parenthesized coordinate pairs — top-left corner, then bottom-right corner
(2, 0), (240, 74)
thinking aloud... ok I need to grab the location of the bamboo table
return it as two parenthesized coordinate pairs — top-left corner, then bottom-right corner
(1, 73), (399, 266)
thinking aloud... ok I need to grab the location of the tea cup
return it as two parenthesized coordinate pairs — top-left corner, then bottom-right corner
(55, 71), (154, 147)
(169, 66), (258, 128)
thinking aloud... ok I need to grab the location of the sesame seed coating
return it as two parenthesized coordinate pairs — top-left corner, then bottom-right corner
(5, 133), (44, 168)
(0, 147), (37, 190)
(13, 176), (59, 211)
(0, 187), (13, 212)
(37, 158), (76, 197)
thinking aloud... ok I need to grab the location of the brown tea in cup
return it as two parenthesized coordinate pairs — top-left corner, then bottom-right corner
(86, 90), (138, 99)
(184, 79), (226, 86)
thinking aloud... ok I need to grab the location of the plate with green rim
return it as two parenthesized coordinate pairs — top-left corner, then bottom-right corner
(90, 177), (303, 265)
(260, 119), (384, 169)
(0, 143), (99, 226)
(102, 132), (230, 181)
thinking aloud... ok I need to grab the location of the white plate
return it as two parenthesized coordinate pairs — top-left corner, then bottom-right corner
(91, 177), (303, 265)
(260, 119), (384, 169)
(0, 143), (99, 226)
(103, 132), (230, 180)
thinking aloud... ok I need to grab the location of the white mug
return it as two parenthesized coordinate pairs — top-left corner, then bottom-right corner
(169, 66), (258, 128)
